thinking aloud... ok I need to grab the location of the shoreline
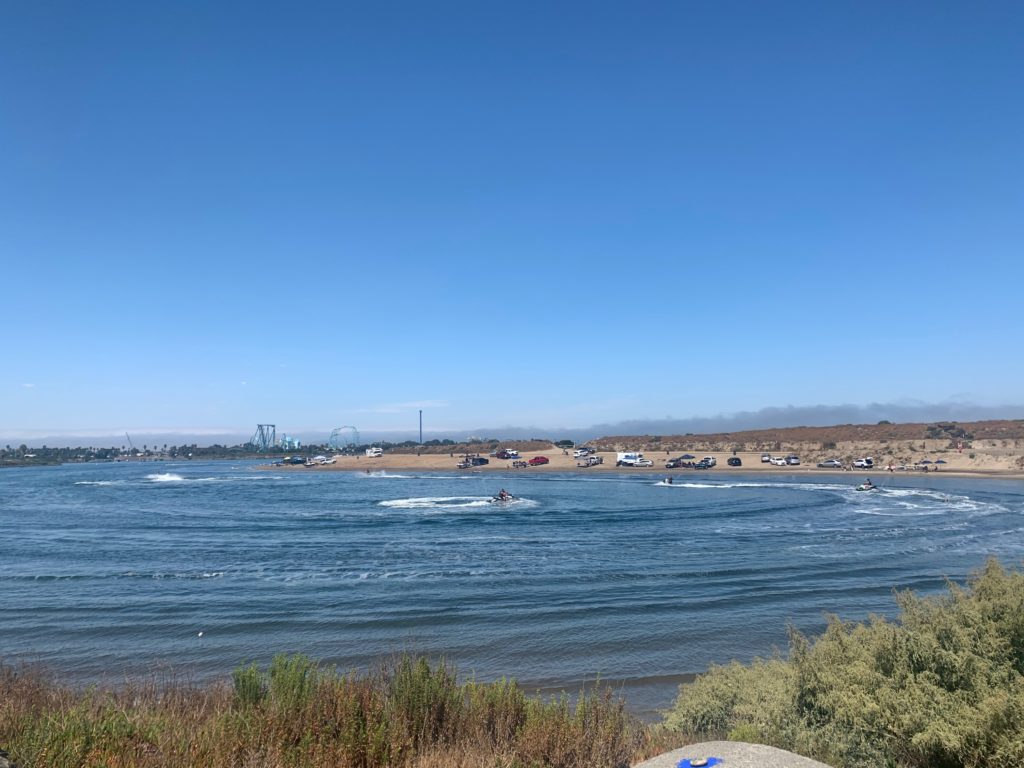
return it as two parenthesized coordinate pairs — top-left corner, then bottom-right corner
(262, 450), (1024, 481)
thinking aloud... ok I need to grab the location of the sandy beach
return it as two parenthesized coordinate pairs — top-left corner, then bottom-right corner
(265, 445), (1024, 479)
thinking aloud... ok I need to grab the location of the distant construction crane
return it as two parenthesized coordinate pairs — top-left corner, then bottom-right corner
(251, 424), (276, 452)
(125, 432), (136, 455)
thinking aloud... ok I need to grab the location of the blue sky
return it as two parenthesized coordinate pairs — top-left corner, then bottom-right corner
(2, 1), (1022, 441)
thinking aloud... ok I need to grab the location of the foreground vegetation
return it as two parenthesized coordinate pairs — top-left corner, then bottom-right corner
(0, 655), (672, 768)
(667, 558), (1024, 767)
(6, 560), (1024, 767)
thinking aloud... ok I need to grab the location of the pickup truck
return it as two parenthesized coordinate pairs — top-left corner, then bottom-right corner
(528, 456), (550, 466)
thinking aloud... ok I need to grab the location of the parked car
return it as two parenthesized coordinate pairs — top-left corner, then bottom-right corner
(817, 459), (843, 468)
(727, 457), (742, 467)
(666, 457), (685, 469)
(694, 459), (714, 469)
(702, 456), (717, 467)
(761, 453), (771, 463)
(786, 455), (801, 466)
(634, 458), (654, 467)
(770, 456), (787, 466)
(853, 457), (874, 469)
(528, 456), (550, 466)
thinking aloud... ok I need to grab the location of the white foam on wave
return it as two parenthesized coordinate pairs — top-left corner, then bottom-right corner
(357, 471), (413, 479)
(74, 480), (125, 486)
(379, 495), (537, 510)
(652, 480), (850, 492)
(652, 479), (1009, 518)
(856, 507), (946, 517)
(145, 473), (282, 484)
(147, 473), (186, 483)
(379, 496), (493, 510)
(149, 570), (226, 579)
(655, 481), (721, 488)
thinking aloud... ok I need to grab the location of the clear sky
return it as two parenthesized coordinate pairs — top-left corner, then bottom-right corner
(3, 1), (1022, 440)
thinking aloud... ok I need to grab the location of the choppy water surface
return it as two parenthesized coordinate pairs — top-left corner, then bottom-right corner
(2, 462), (1023, 717)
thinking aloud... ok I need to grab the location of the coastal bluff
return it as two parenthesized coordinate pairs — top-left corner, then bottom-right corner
(634, 741), (832, 768)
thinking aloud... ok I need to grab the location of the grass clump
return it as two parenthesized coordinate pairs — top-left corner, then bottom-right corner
(665, 558), (1024, 767)
(1, 654), (655, 768)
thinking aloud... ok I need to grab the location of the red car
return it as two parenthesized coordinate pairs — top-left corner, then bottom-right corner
(527, 456), (550, 466)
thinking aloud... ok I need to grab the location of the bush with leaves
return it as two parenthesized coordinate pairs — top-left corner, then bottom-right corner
(665, 559), (1024, 767)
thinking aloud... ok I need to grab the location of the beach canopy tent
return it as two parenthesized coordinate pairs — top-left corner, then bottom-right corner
(935, 459), (947, 464)
(917, 460), (933, 465)
(681, 454), (696, 459)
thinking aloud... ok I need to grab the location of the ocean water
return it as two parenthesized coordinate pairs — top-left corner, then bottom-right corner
(2, 461), (1023, 718)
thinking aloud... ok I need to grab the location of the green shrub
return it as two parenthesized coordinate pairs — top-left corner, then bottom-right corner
(665, 559), (1024, 767)
(268, 653), (319, 713)
(232, 662), (266, 707)
(386, 656), (463, 750)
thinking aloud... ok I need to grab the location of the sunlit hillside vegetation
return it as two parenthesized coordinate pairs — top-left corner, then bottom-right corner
(666, 558), (1024, 767)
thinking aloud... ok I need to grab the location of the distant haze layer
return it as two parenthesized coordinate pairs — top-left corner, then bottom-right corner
(2, 401), (1022, 448)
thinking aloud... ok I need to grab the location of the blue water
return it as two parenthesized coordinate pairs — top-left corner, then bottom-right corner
(2, 461), (1023, 717)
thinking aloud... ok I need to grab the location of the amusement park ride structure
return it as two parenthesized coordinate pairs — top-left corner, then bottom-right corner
(249, 424), (361, 452)
(329, 426), (360, 451)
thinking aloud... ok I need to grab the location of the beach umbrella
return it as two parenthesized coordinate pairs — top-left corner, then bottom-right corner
(918, 459), (933, 464)
(681, 454), (696, 459)
(935, 459), (947, 464)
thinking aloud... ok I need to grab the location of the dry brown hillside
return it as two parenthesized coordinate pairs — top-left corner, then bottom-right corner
(589, 419), (1024, 451)
(393, 439), (555, 455)
(586, 420), (1024, 472)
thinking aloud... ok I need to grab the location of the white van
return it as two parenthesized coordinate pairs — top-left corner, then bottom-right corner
(365, 447), (383, 458)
